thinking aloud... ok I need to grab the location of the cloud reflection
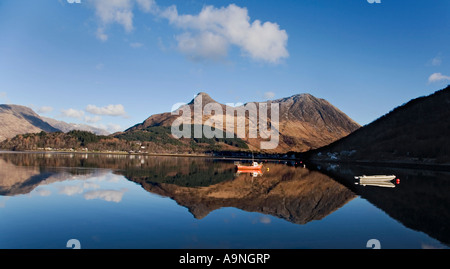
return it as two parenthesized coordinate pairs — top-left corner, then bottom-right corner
(57, 181), (101, 196)
(83, 188), (128, 203)
(52, 173), (127, 203)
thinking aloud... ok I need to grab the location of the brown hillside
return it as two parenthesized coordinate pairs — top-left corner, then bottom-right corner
(310, 85), (450, 164)
(125, 92), (360, 153)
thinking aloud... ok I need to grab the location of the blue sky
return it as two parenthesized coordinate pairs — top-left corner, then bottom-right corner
(0, 0), (449, 133)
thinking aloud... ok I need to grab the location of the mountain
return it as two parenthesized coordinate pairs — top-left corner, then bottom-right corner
(0, 104), (61, 141)
(268, 93), (360, 152)
(0, 104), (110, 142)
(125, 92), (220, 131)
(41, 117), (109, 136)
(125, 92), (360, 153)
(308, 85), (450, 165)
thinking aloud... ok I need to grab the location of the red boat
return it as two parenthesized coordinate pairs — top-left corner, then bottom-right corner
(236, 162), (263, 171)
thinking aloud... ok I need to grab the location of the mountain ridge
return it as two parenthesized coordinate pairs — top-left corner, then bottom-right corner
(41, 116), (110, 136)
(125, 92), (361, 153)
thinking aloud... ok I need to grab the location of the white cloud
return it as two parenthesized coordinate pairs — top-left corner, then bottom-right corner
(263, 91), (275, 99)
(85, 104), (127, 116)
(175, 32), (228, 61)
(37, 106), (54, 114)
(161, 4), (289, 63)
(87, 1), (288, 63)
(135, 0), (156, 13)
(61, 108), (85, 119)
(92, 0), (134, 41)
(428, 72), (450, 83)
(83, 188), (127, 203)
(89, 0), (156, 41)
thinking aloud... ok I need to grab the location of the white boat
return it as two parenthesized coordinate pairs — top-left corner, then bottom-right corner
(354, 175), (399, 188)
(354, 175), (396, 181)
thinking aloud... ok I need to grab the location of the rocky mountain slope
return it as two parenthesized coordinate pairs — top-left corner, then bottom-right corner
(125, 92), (360, 153)
(0, 104), (60, 141)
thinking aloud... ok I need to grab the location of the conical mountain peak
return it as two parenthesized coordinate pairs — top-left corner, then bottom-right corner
(188, 92), (218, 105)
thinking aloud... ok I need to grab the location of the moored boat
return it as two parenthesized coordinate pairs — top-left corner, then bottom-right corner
(354, 175), (396, 181)
(236, 161), (263, 170)
(354, 174), (400, 188)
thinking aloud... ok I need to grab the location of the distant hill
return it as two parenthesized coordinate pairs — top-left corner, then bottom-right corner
(0, 104), (61, 141)
(0, 104), (109, 142)
(125, 92), (360, 153)
(308, 85), (450, 164)
(41, 117), (109, 136)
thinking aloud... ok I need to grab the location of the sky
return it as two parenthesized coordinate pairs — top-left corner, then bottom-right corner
(0, 0), (449, 133)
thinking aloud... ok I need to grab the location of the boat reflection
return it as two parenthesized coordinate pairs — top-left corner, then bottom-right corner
(356, 180), (396, 188)
(235, 170), (263, 177)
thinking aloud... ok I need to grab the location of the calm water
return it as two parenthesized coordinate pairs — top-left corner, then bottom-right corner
(0, 152), (448, 249)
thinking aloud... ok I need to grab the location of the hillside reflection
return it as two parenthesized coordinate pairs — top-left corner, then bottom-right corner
(126, 163), (356, 223)
(0, 152), (355, 226)
(1, 152), (448, 247)
(311, 161), (450, 246)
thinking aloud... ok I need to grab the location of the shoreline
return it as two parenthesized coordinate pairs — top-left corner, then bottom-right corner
(0, 149), (287, 162)
(2, 150), (450, 171)
(0, 149), (212, 158)
(309, 159), (450, 172)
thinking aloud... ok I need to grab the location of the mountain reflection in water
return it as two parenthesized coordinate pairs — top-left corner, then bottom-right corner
(128, 163), (355, 223)
(0, 152), (448, 248)
(0, 152), (355, 225)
